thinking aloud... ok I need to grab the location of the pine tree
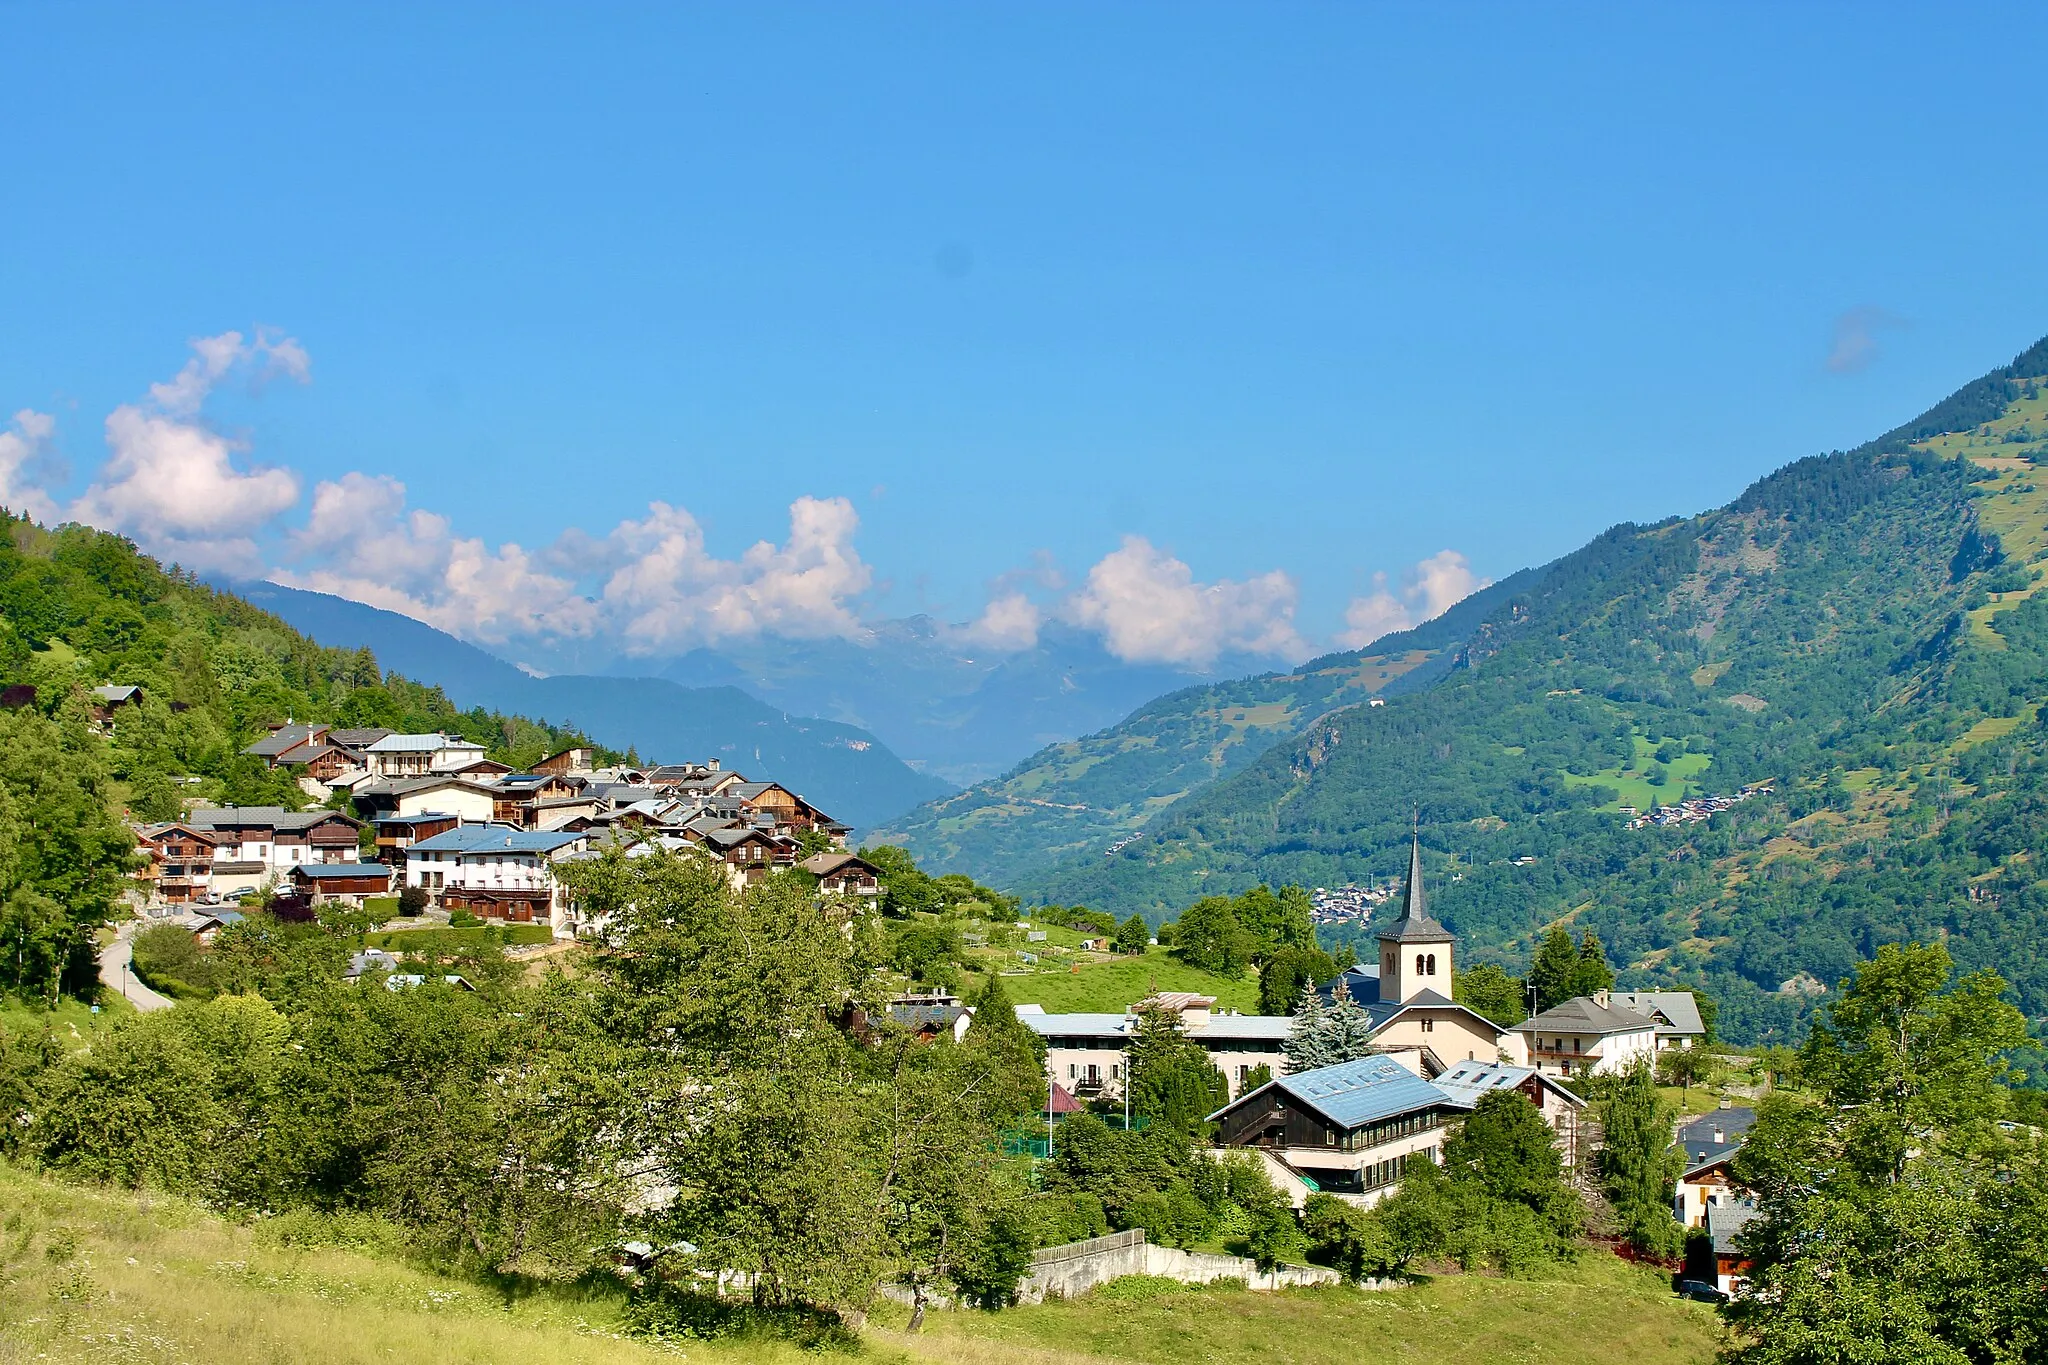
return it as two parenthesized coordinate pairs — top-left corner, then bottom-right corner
(1567, 930), (1615, 1000)
(1528, 927), (1581, 1012)
(1285, 982), (1336, 1072)
(1327, 978), (1379, 1062)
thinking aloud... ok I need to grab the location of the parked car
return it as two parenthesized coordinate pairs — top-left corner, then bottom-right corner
(1676, 1279), (1729, 1304)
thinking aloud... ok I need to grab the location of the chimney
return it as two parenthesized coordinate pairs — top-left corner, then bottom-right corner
(1593, 989), (1611, 1009)
(708, 758), (720, 771)
(1719, 1096), (1732, 1109)
(1711, 1126), (1725, 1144)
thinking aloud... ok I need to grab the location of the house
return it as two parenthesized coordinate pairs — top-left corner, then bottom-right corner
(363, 733), (490, 779)
(1018, 993), (1293, 1103)
(1674, 1103), (1758, 1230)
(344, 948), (402, 979)
(404, 822), (587, 923)
(191, 908), (246, 941)
(888, 990), (974, 1042)
(490, 773), (590, 826)
(134, 823), (219, 903)
(534, 746), (596, 776)
(1610, 990), (1708, 1051)
(242, 722), (331, 767)
(185, 807), (364, 877)
(1310, 840), (1530, 1071)
(442, 757), (514, 782)
(370, 812), (464, 864)
(800, 851), (882, 898)
(351, 776), (500, 824)
(290, 861), (396, 905)
(90, 683), (146, 724)
(1431, 1057), (1589, 1167)
(1510, 993), (1659, 1078)
(1209, 1054), (1459, 1207)
(1683, 1203), (1759, 1296)
(702, 825), (798, 888)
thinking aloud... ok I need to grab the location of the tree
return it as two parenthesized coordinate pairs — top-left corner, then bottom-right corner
(962, 972), (1048, 1122)
(1284, 982), (1337, 1072)
(1326, 979), (1379, 1062)
(1169, 896), (1252, 974)
(1257, 944), (1335, 1016)
(1454, 962), (1526, 1025)
(1441, 1089), (1582, 1245)
(1528, 927), (1581, 1013)
(1114, 913), (1150, 955)
(1656, 1044), (1715, 1098)
(1566, 930), (1614, 1000)
(1593, 1062), (1683, 1256)
(1125, 1001), (1227, 1134)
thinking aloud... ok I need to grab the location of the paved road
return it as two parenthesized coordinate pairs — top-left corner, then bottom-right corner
(99, 920), (173, 1012)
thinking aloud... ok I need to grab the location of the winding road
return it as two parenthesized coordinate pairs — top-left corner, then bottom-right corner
(99, 919), (173, 1012)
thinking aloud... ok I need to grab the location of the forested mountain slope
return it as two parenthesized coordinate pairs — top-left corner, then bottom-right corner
(233, 580), (954, 827)
(876, 570), (1539, 886)
(0, 513), (615, 997)
(1014, 336), (2048, 1046)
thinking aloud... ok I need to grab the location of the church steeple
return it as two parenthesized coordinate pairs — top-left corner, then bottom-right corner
(1378, 834), (1454, 1004)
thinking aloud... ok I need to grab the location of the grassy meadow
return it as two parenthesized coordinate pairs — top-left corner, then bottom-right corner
(996, 945), (1258, 1013)
(0, 1165), (1723, 1365)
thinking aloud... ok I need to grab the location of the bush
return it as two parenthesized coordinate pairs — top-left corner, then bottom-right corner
(1030, 1191), (1109, 1247)
(396, 886), (429, 916)
(129, 924), (210, 997)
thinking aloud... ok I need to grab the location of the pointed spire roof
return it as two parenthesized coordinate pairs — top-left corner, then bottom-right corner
(1379, 836), (1455, 944)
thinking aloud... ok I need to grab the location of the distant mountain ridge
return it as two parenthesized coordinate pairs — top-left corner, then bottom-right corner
(873, 568), (1543, 885)
(967, 333), (2048, 1046)
(225, 581), (953, 829)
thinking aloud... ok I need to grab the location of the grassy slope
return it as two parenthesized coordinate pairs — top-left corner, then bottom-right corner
(902, 1255), (1722, 1365)
(876, 573), (1540, 886)
(0, 1166), (1719, 1365)
(997, 946), (1259, 1014)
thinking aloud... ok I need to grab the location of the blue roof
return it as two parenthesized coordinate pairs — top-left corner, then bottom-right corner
(1240, 1054), (1449, 1130)
(409, 823), (583, 854)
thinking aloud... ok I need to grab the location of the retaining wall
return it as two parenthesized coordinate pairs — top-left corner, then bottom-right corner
(1018, 1229), (1343, 1302)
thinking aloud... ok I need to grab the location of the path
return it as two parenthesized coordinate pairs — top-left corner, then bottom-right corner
(99, 920), (174, 1012)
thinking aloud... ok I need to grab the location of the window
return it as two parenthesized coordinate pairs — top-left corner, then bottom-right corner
(1421, 1017), (1434, 1033)
(1415, 954), (1426, 976)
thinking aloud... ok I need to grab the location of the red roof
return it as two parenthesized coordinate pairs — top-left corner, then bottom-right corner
(1047, 1082), (1084, 1115)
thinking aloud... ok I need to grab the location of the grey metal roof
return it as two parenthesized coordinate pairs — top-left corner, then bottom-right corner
(242, 724), (326, 757)
(187, 806), (359, 833)
(292, 862), (393, 879)
(1512, 996), (1659, 1036)
(1612, 990), (1707, 1037)
(1225, 1053), (1449, 1131)
(1707, 1203), (1759, 1255)
(1679, 1107), (1758, 1168)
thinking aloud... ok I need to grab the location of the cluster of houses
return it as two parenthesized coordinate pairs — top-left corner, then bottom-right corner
(1012, 842), (1752, 1284)
(130, 724), (883, 937)
(1622, 783), (1772, 831)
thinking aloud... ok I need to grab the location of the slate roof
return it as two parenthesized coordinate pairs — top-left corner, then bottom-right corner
(1679, 1106), (1759, 1172)
(1378, 837), (1455, 944)
(1707, 1203), (1759, 1255)
(243, 724), (327, 758)
(408, 823), (584, 855)
(1612, 990), (1708, 1037)
(187, 806), (359, 833)
(326, 727), (393, 749)
(1216, 1054), (1450, 1131)
(889, 1003), (967, 1030)
(801, 852), (877, 877)
(91, 684), (144, 705)
(1512, 996), (1659, 1037)
(292, 862), (394, 879)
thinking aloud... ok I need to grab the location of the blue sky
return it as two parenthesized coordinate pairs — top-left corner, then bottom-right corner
(6, 3), (2048, 665)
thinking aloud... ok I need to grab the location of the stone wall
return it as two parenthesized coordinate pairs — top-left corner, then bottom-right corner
(1018, 1228), (1344, 1303)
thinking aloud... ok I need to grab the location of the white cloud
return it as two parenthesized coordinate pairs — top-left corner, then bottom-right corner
(1066, 535), (1307, 667)
(1335, 549), (1490, 650)
(962, 591), (1043, 651)
(598, 495), (873, 652)
(69, 332), (308, 574)
(279, 472), (597, 644)
(0, 410), (62, 524)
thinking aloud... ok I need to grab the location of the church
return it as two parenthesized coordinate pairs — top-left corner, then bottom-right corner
(1314, 838), (1529, 1076)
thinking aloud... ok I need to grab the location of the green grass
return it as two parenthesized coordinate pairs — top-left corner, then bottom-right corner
(904, 1251), (1722, 1365)
(1561, 735), (1713, 811)
(0, 995), (128, 1052)
(999, 947), (1259, 1013)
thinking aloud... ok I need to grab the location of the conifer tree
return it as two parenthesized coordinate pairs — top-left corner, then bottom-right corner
(1594, 1061), (1683, 1255)
(1528, 926), (1581, 1012)
(1568, 930), (1615, 999)
(1285, 981), (1336, 1072)
(1327, 978), (1380, 1062)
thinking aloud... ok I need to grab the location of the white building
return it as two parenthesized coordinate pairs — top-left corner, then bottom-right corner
(1510, 992), (1659, 1078)
(404, 822), (587, 925)
(1610, 990), (1708, 1051)
(1018, 992), (1292, 1103)
(363, 733), (491, 779)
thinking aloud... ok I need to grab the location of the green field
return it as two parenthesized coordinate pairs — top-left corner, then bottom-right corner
(1560, 735), (1713, 811)
(0, 1165), (1722, 1365)
(364, 923), (556, 950)
(998, 946), (1259, 1013)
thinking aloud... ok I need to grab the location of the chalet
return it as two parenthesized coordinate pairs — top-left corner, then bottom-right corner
(1511, 992), (1658, 1078)
(888, 991), (973, 1042)
(1610, 990), (1708, 1051)
(1674, 1104), (1757, 1230)
(404, 822), (587, 922)
(363, 733), (490, 779)
(534, 746), (596, 776)
(1210, 1054), (1459, 1207)
(351, 776), (500, 824)
(1684, 1204), (1759, 1296)
(490, 773), (589, 826)
(90, 684), (146, 728)
(702, 825), (798, 887)
(134, 822), (218, 903)
(291, 861), (396, 906)
(1018, 994), (1293, 1102)
(185, 807), (364, 877)
(243, 722), (330, 767)
(443, 757), (514, 781)
(191, 908), (246, 942)
(800, 851), (882, 898)
(371, 812), (464, 864)
(1310, 840), (1529, 1071)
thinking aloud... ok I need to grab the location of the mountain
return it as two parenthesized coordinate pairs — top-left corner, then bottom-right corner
(908, 335), (2048, 1047)
(872, 569), (1541, 886)
(226, 582), (953, 829)
(655, 621), (1289, 786)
